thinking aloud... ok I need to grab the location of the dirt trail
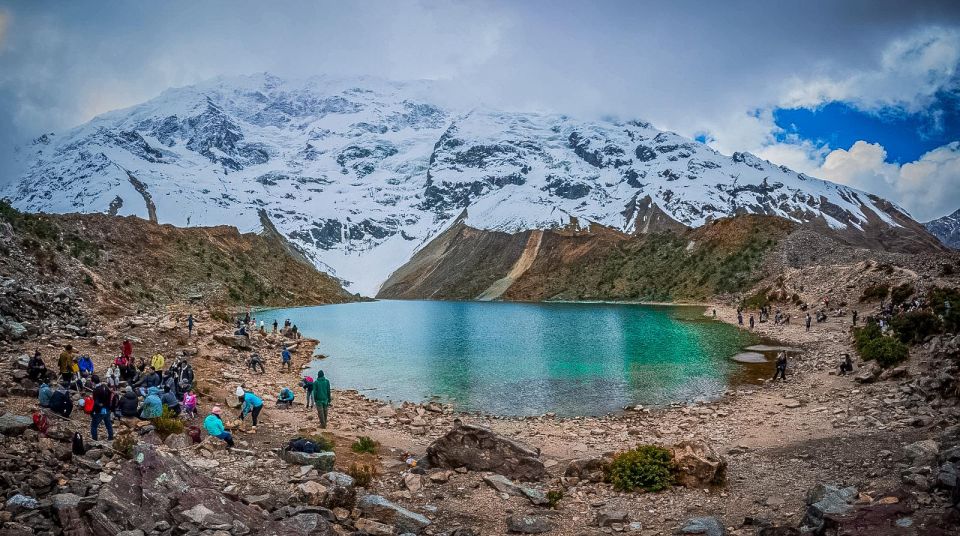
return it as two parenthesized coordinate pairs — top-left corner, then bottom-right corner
(476, 230), (543, 300)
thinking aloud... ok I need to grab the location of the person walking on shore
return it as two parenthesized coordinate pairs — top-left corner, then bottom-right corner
(772, 352), (787, 381)
(187, 314), (194, 337)
(311, 370), (332, 429)
(748, 315), (755, 330)
(737, 311), (743, 326)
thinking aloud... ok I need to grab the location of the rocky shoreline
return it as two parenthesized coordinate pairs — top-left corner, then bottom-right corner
(0, 279), (959, 534)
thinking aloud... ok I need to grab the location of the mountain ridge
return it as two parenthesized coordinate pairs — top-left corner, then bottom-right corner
(4, 73), (941, 295)
(925, 209), (960, 249)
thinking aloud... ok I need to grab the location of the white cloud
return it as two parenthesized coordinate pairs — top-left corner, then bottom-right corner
(808, 140), (960, 221)
(780, 26), (960, 112)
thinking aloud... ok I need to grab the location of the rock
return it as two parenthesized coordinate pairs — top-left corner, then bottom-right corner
(5, 494), (39, 514)
(679, 517), (725, 536)
(670, 441), (727, 488)
(482, 474), (549, 505)
(163, 433), (193, 449)
(298, 481), (329, 505)
(822, 489), (916, 535)
(87, 444), (325, 535)
(731, 352), (767, 363)
(427, 421), (546, 481)
(0, 317), (27, 340)
(800, 484), (858, 533)
(936, 462), (957, 489)
(783, 399), (802, 409)
(903, 439), (939, 468)
(279, 448), (336, 472)
(404, 473), (424, 493)
(213, 334), (251, 350)
(594, 510), (629, 527)
(0, 413), (33, 436)
(320, 472), (356, 509)
(428, 470), (454, 483)
(854, 363), (880, 384)
(564, 457), (609, 482)
(356, 495), (431, 534)
(355, 518), (395, 536)
(377, 405), (397, 418)
(505, 515), (553, 534)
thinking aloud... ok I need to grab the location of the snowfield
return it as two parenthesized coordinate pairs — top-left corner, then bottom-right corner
(5, 73), (907, 295)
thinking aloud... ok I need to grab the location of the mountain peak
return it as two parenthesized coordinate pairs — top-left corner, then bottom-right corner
(3, 74), (934, 295)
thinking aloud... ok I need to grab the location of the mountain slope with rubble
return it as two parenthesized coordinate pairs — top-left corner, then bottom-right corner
(4, 73), (943, 296)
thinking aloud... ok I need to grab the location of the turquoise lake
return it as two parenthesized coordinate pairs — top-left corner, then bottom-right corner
(256, 300), (768, 416)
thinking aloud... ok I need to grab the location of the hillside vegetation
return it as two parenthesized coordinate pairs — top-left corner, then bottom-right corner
(0, 200), (357, 314)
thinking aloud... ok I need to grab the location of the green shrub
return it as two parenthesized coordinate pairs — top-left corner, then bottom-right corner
(606, 445), (674, 492)
(546, 489), (563, 509)
(854, 322), (909, 368)
(929, 286), (960, 333)
(859, 284), (889, 302)
(890, 311), (942, 344)
(347, 463), (377, 487)
(890, 283), (914, 306)
(151, 406), (185, 437)
(350, 436), (378, 454)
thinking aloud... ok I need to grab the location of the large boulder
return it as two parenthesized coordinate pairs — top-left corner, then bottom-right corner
(506, 515), (553, 534)
(800, 484), (858, 534)
(426, 421), (545, 481)
(903, 439), (939, 468)
(86, 444), (332, 535)
(213, 334), (251, 350)
(279, 448), (336, 472)
(0, 414), (33, 436)
(320, 471), (356, 508)
(679, 516), (725, 536)
(670, 441), (727, 488)
(356, 495), (431, 534)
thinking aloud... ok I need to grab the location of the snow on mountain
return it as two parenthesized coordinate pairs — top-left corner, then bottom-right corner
(924, 209), (960, 249)
(5, 73), (911, 295)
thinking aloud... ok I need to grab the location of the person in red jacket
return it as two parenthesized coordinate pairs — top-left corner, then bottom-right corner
(122, 339), (133, 360)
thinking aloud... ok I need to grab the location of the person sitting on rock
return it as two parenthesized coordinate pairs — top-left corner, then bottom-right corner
(49, 384), (73, 418)
(839, 353), (853, 375)
(117, 386), (139, 418)
(133, 366), (161, 396)
(121, 339), (133, 360)
(204, 406), (234, 448)
(28, 350), (50, 383)
(276, 387), (295, 408)
(38, 383), (53, 407)
(237, 387), (264, 428)
(247, 353), (265, 374)
(138, 386), (163, 419)
(161, 386), (181, 416)
(77, 355), (94, 379)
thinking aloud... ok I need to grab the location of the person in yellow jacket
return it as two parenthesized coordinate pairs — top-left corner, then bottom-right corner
(151, 353), (165, 371)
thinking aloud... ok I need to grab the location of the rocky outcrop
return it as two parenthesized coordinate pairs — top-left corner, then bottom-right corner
(355, 495), (431, 534)
(670, 440), (727, 488)
(426, 421), (546, 481)
(279, 448), (336, 472)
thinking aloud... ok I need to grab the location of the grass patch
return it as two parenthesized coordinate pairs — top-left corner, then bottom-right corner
(890, 311), (942, 345)
(606, 445), (674, 492)
(112, 433), (137, 459)
(546, 489), (563, 509)
(890, 283), (915, 306)
(350, 436), (378, 454)
(151, 406), (185, 438)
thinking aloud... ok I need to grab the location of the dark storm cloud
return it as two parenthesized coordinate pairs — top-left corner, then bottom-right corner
(1, 0), (959, 207)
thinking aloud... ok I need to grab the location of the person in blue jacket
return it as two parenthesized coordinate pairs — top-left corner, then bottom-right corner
(77, 355), (94, 378)
(138, 386), (163, 419)
(280, 346), (292, 372)
(237, 386), (264, 427)
(276, 387), (295, 408)
(203, 406), (233, 447)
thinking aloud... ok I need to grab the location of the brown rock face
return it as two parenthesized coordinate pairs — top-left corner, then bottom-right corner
(670, 441), (727, 489)
(426, 421), (546, 481)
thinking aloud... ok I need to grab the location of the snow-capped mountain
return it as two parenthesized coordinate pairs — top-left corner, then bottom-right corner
(5, 73), (921, 295)
(925, 209), (960, 249)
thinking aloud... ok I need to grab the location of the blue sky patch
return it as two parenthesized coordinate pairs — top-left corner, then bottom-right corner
(773, 90), (959, 164)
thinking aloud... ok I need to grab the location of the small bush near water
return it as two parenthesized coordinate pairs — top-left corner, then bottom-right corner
(606, 445), (674, 492)
(350, 436), (378, 454)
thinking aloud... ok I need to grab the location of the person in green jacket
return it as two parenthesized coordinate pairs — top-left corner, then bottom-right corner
(311, 370), (332, 428)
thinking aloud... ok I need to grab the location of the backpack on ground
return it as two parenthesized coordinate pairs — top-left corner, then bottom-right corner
(32, 412), (49, 436)
(83, 396), (94, 414)
(71, 432), (85, 455)
(288, 437), (317, 454)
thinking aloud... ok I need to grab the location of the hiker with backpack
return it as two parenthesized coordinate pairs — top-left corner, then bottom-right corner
(89, 375), (115, 441)
(311, 370), (332, 429)
(203, 406), (234, 447)
(237, 386), (264, 428)
(58, 344), (75, 385)
(117, 386), (139, 418)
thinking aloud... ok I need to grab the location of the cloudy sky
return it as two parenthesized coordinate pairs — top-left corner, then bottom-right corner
(1, 0), (958, 220)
